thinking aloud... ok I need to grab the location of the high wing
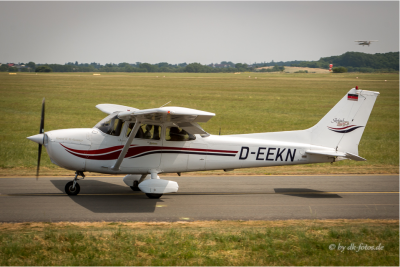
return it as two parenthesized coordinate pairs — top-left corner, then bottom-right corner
(117, 106), (215, 135)
(96, 104), (215, 135)
(96, 104), (214, 124)
(100, 105), (215, 171)
(96, 104), (139, 114)
(117, 106), (215, 123)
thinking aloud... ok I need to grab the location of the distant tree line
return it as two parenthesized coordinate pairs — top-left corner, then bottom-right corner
(267, 52), (398, 73)
(0, 61), (257, 73)
(0, 61), (36, 72)
(332, 67), (348, 73)
(258, 65), (285, 72)
(1, 52), (398, 73)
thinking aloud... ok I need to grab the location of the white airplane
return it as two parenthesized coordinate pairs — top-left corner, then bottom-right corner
(355, 40), (378, 46)
(27, 87), (379, 199)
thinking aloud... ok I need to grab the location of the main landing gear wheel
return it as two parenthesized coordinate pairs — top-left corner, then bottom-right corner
(130, 180), (141, 191)
(65, 181), (80, 196)
(145, 193), (163, 199)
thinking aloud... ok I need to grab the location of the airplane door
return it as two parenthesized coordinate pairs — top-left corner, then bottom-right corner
(160, 126), (191, 173)
(120, 123), (162, 172)
(86, 114), (125, 172)
(187, 143), (207, 171)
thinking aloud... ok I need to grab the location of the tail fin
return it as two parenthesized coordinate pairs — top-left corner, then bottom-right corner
(310, 88), (379, 155)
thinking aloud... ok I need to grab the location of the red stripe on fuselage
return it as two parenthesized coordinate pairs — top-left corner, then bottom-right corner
(62, 144), (238, 161)
(60, 143), (128, 155)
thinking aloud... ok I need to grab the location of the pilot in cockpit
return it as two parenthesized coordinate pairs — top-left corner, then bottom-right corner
(144, 125), (153, 139)
(126, 123), (144, 138)
(169, 127), (181, 141)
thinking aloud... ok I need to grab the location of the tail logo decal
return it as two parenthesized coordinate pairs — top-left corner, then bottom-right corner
(331, 118), (349, 127)
(327, 125), (364, 133)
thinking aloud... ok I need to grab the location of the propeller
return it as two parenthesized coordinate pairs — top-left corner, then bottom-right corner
(36, 98), (45, 180)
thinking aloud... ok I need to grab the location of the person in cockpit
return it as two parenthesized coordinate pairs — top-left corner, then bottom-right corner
(126, 123), (144, 139)
(153, 126), (160, 140)
(169, 127), (182, 141)
(144, 125), (153, 139)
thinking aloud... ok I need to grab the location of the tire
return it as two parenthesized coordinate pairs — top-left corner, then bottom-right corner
(145, 193), (163, 199)
(130, 186), (141, 191)
(130, 180), (141, 191)
(65, 181), (80, 196)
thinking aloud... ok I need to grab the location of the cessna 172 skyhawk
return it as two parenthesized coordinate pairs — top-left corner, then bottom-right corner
(27, 87), (379, 198)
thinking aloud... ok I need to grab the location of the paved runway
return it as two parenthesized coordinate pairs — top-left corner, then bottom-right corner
(0, 175), (398, 222)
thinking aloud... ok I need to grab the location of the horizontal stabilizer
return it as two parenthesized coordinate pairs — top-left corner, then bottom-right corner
(306, 150), (366, 161)
(345, 152), (366, 161)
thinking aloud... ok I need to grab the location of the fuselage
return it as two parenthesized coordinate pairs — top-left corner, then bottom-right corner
(43, 123), (333, 175)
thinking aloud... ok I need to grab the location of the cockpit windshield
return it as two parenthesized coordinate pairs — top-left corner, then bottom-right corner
(94, 113), (125, 136)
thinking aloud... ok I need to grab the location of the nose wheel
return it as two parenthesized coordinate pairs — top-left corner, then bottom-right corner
(65, 181), (80, 195)
(65, 171), (84, 196)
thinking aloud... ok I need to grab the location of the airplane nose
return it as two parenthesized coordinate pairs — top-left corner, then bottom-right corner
(27, 133), (44, 145)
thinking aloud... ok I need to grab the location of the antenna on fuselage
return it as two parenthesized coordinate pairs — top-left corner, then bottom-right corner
(219, 127), (221, 135)
(159, 101), (171, 108)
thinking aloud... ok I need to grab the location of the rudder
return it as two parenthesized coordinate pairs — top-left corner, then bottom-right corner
(310, 88), (379, 155)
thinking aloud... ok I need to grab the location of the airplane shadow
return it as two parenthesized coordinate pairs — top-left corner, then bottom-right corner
(50, 180), (163, 213)
(274, 188), (342, 198)
(48, 181), (341, 214)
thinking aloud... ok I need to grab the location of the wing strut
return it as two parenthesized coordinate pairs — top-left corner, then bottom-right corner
(111, 121), (141, 171)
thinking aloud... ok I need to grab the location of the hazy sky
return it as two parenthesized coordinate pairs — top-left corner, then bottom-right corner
(0, 1), (398, 65)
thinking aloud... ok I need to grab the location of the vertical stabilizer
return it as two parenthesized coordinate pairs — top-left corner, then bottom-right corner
(310, 88), (379, 155)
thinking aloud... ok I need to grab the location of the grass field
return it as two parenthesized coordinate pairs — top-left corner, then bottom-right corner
(0, 72), (398, 176)
(0, 220), (398, 266)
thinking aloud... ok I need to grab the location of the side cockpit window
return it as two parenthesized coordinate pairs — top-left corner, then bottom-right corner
(166, 126), (196, 141)
(127, 123), (161, 140)
(95, 113), (125, 136)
